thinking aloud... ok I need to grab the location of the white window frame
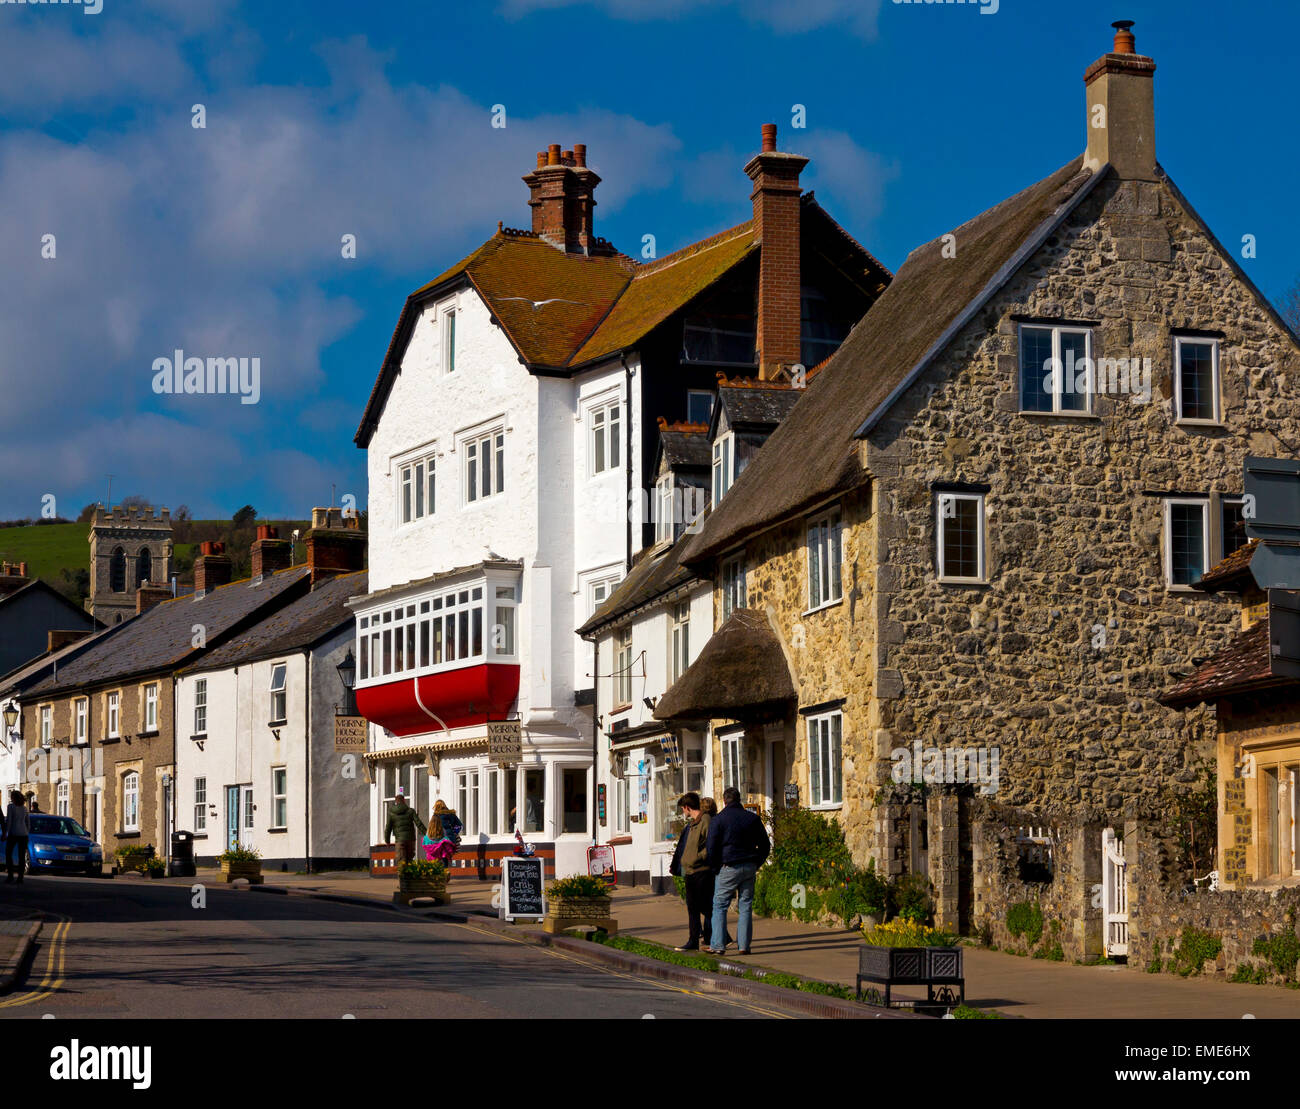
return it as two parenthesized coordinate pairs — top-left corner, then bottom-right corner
(586, 570), (622, 621)
(194, 679), (207, 736)
(588, 397), (622, 477)
(807, 710), (844, 809)
(720, 731), (742, 792)
(40, 704), (52, 745)
(107, 691), (119, 739)
(455, 768), (480, 837)
(614, 755), (631, 835)
(1018, 323), (1094, 414)
(271, 766), (287, 829)
(654, 472), (675, 544)
(122, 771), (140, 833)
(936, 492), (986, 584)
(614, 625), (634, 707)
(1164, 497), (1211, 588)
(670, 600), (690, 684)
(269, 662), (287, 724)
(463, 425), (506, 505)
(806, 508), (844, 611)
(559, 763), (591, 836)
(721, 554), (746, 620)
(74, 697), (87, 744)
(194, 777), (207, 833)
(441, 307), (457, 376)
(1174, 336), (1221, 425)
(242, 785), (255, 837)
(57, 780), (70, 816)
(396, 447), (437, 526)
(712, 432), (735, 504)
(144, 684), (158, 732)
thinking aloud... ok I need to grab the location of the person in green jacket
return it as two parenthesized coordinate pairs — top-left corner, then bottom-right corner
(385, 787), (426, 866)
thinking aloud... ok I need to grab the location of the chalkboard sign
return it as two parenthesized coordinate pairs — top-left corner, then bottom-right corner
(501, 855), (546, 922)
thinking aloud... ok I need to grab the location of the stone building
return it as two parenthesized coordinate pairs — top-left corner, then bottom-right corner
(87, 504), (174, 626)
(658, 22), (1300, 960)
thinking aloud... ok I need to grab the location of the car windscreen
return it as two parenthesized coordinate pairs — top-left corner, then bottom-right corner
(29, 815), (89, 837)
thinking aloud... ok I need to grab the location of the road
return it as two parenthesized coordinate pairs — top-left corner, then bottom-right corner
(0, 875), (788, 1019)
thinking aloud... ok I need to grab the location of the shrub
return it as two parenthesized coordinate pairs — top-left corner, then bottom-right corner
(892, 872), (933, 924)
(398, 859), (446, 879)
(217, 845), (262, 864)
(952, 1004), (1003, 1019)
(768, 807), (853, 886)
(1252, 932), (1300, 982)
(145, 858), (166, 877)
(1171, 926), (1222, 977)
(1006, 901), (1044, 949)
(1146, 956), (1163, 974)
(861, 919), (957, 948)
(547, 875), (611, 899)
(115, 845), (156, 874)
(1230, 962), (1270, 984)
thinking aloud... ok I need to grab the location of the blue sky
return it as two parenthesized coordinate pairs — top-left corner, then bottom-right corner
(0, 0), (1295, 520)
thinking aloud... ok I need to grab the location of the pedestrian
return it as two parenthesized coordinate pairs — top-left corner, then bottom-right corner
(668, 792), (713, 951)
(423, 799), (462, 864)
(699, 797), (732, 949)
(707, 787), (770, 956)
(5, 790), (30, 884)
(384, 787), (426, 867)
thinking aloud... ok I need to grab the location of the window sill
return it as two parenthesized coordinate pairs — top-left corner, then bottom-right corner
(1165, 584), (1202, 594)
(1018, 409), (1099, 420)
(101, 736), (121, 746)
(190, 734), (207, 742)
(268, 720), (287, 729)
(802, 597), (843, 618)
(937, 577), (989, 588)
(808, 803), (843, 812)
(139, 730), (160, 739)
(267, 827), (287, 834)
(117, 831), (141, 839)
(1174, 419), (1224, 429)
(610, 703), (632, 715)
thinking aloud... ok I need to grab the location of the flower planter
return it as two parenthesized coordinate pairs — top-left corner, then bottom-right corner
(543, 895), (617, 935)
(396, 874), (448, 906)
(220, 859), (263, 884)
(856, 945), (964, 1008)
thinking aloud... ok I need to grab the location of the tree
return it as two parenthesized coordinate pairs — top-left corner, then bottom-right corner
(58, 566), (90, 607)
(77, 503), (97, 523)
(1281, 276), (1300, 336)
(119, 494), (149, 509)
(174, 505), (192, 522)
(232, 505), (257, 528)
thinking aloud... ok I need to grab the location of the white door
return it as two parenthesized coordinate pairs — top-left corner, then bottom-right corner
(1102, 827), (1128, 957)
(241, 785), (254, 847)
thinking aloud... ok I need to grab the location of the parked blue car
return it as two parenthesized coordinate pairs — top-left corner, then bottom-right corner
(4, 814), (104, 878)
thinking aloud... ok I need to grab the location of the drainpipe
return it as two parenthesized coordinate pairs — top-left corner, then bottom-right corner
(591, 638), (599, 849)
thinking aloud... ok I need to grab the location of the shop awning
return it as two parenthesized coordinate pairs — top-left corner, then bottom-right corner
(363, 736), (488, 762)
(653, 607), (796, 724)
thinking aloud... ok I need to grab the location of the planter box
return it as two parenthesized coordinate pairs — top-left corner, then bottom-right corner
(856, 945), (964, 1009)
(395, 875), (449, 906)
(543, 896), (617, 935)
(220, 859), (264, 884)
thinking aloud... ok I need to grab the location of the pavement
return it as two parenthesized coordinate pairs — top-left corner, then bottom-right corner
(0, 918), (40, 993)
(157, 867), (1300, 1018)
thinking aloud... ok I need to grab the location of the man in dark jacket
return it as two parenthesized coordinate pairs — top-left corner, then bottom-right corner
(707, 787), (770, 955)
(668, 793), (713, 951)
(384, 788), (426, 866)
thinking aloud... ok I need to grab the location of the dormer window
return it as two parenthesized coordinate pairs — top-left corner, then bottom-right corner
(712, 433), (734, 504)
(655, 474), (674, 544)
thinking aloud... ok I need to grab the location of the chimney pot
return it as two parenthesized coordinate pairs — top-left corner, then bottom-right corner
(1112, 19), (1136, 54)
(562, 149), (574, 165)
(761, 123), (777, 152)
(535, 151), (545, 169)
(547, 143), (561, 166)
(256, 524), (278, 541)
(573, 143), (586, 167)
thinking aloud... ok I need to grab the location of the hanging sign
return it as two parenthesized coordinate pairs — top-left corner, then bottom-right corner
(334, 715), (368, 752)
(488, 720), (522, 765)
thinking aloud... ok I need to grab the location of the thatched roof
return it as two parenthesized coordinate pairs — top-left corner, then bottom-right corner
(653, 607), (796, 723)
(682, 156), (1098, 564)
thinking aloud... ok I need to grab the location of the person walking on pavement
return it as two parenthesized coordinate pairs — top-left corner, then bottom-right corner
(423, 799), (462, 864)
(669, 792), (713, 951)
(700, 797), (732, 949)
(5, 790), (30, 884)
(707, 787), (770, 955)
(384, 787), (426, 867)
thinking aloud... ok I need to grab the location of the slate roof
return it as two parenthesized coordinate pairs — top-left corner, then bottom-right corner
(715, 378), (804, 431)
(653, 607), (796, 722)
(683, 156), (1098, 564)
(0, 579), (102, 627)
(182, 571), (367, 674)
(355, 196), (890, 447)
(0, 626), (117, 696)
(657, 422), (711, 472)
(1159, 616), (1290, 708)
(577, 530), (699, 639)
(1193, 540), (1259, 592)
(25, 566), (311, 695)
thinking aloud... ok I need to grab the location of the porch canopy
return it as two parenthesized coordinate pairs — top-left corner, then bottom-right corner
(653, 607), (796, 724)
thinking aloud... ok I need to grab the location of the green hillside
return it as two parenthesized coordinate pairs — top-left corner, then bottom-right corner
(0, 522), (88, 584)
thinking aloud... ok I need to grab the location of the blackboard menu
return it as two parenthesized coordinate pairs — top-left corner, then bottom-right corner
(501, 856), (545, 921)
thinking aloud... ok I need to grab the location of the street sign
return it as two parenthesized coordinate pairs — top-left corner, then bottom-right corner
(334, 715), (367, 752)
(587, 845), (617, 885)
(488, 720), (522, 764)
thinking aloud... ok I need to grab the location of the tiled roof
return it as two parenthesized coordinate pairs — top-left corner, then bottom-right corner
(577, 528), (701, 638)
(657, 421), (711, 472)
(1194, 539), (1258, 592)
(183, 571), (367, 674)
(682, 157), (1097, 564)
(1160, 616), (1292, 708)
(25, 566), (311, 695)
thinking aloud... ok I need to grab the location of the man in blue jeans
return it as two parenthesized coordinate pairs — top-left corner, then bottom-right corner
(707, 787), (770, 955)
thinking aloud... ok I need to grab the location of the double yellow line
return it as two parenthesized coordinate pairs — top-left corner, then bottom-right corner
(0, 913), (71, 1009)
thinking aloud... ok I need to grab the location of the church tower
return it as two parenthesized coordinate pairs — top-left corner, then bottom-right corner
(87, 504), (174, 625)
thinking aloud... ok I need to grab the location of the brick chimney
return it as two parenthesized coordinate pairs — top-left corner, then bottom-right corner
(305, 507), (365, 588)
(135, 582), (172, 614)
(47, 629), (92, 652)
(251, 524), (293, 583)
(193, 541), (232, 597)
(1084, 20), (1157, 181)
(744, 123), (808, 381)
(522, 143), (600, 254)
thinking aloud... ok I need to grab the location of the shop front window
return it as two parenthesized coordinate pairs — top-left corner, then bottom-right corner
(561, 767), (588, 835)
(514, 768), (544, 834)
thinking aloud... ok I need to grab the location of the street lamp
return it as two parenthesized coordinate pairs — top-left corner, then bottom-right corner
(2, 704), (17, 732)
(336, 650), (356, 715)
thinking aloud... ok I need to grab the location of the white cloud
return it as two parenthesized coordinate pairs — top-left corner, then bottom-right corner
(499, 0), (882, 38)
